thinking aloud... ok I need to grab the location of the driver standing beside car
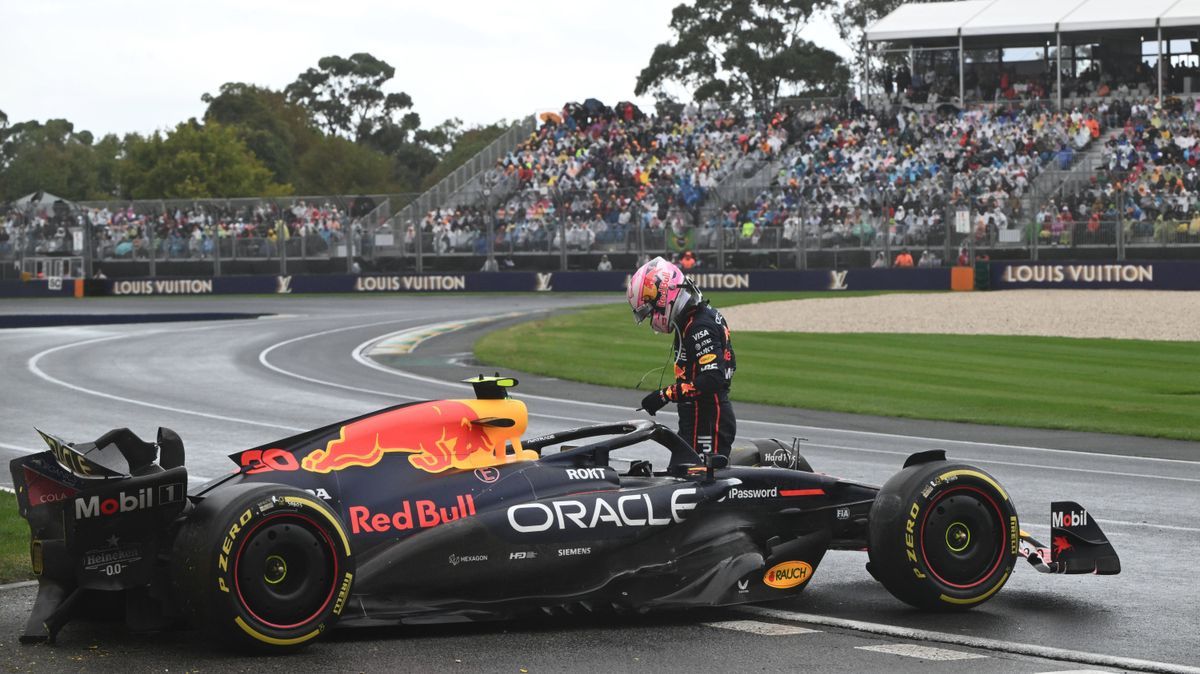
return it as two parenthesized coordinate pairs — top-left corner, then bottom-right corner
(628, 256), (736, 456)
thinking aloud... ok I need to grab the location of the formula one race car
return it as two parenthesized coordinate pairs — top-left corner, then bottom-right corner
(9, 376), (1121, 651)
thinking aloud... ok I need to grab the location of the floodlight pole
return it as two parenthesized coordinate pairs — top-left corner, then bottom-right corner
(959, 32), (965, 105)
(1158, 22), (1164, 102)
(1056, 28), (1063, 111)
(863, 39), (871, 109)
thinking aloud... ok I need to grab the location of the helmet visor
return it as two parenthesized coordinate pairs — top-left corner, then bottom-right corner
(632, 302), (654, 325)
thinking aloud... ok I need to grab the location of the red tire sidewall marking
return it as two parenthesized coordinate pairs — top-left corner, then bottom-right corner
(918, 485), (1007, 590)
(232, 511), (338, 630)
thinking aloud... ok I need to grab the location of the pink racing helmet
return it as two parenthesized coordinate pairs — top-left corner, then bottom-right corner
(628, 256), (692, 334)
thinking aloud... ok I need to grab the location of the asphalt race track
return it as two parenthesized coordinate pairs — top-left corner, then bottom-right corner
(1, 295), (1198, 673)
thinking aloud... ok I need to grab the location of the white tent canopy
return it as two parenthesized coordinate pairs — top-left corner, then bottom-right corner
(960, 0), (1086, 37)
(1161, 0), (1200, 27)
(1059, 0), (1183, 34)
(867, 0), (1200, 42)
(14, 192), (71, 211)
(866, 1), (991, 42)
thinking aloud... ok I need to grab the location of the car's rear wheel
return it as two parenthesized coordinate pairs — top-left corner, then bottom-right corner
(171, 483), (354, 651)
(867, 460), (1017, 610)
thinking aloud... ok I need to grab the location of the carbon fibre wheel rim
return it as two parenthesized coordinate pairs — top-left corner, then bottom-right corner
(235, 514), (337, 629)
(921, 487), (1004, 589)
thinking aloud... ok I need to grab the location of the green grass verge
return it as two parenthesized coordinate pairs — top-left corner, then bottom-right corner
(475, 294), (1200, 441)
(1, 491), (33, 584)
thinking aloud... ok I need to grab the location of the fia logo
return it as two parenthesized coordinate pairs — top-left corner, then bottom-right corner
(829, 270), (849, 290)
(276, 275), (293, 294)
(535, 273), (553, 292)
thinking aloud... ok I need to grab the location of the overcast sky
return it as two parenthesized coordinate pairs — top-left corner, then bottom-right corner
(0, 0), (852, 139)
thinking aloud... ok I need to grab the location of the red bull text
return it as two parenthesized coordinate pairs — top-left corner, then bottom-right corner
(348, 495), (477, 534)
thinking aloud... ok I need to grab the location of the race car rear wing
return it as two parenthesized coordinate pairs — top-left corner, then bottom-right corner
(1018, 501), (1120, 574)
(9, 428), (189, 643)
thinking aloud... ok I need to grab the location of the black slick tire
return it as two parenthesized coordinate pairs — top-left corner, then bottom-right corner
(171, 483), (354, 651)
(867, 461), (1018, 610)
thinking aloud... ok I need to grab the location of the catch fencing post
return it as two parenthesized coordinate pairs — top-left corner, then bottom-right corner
(415, 216), (424, 273)
(485, 189), (495, 269)
(559, 212), (568, 271)
(1117, 187), (1126, 261)
(796, 205), (806, 270)
(279, 219), (287, 278)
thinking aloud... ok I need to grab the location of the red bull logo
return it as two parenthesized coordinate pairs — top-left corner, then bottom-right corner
(348, 495), (476, 534)
(301, 400), (533, 474)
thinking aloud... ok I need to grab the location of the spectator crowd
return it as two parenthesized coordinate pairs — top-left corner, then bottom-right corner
(11, 92), (1200, 271)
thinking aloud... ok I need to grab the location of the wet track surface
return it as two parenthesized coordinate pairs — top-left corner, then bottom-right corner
(1, 295), (1197, 672)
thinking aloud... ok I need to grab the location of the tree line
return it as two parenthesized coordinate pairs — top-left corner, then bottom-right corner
(0, 53), (508, 204)
(1, 0), (901, 204)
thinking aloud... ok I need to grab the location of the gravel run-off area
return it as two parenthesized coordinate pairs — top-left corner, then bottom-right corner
(720, 290), (1200, 341)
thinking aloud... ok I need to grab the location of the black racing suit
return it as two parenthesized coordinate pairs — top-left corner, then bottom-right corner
(662, 302), (736, 456)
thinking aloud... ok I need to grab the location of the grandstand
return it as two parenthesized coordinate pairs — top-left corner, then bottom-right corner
(865, 0), (1200, 108)
(7, 2), (1200, 278)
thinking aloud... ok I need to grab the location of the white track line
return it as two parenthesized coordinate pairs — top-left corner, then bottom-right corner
(257, 317), (435, 401)
(0, 441), (215, 483)
(855, 643), (987, 661)
(22, 314), (445, 433)
(256, 313), (619, 432)
(351, 322), (1200, 467)
(739, 607), (1200, 674)
(28, 334), (303, 433)
(800, 441), (1200, 484)
(350, 325), (1198, 484)
(258, 318), (611, 429)
(1022, 519), (1200, 534)
(271, 321), (1199, 532)
(702, 620), (820, 636)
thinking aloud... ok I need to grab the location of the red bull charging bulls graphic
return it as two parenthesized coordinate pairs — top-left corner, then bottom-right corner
(301, 399), (533, 474)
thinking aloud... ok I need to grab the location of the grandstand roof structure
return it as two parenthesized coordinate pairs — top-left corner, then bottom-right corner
(867, 0), (1200, 43)
(864, 0), (1200, 108)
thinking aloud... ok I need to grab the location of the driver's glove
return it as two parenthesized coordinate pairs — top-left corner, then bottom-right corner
(640, 388), (670, 416)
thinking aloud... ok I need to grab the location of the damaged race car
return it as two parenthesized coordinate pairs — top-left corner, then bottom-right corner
(9, 376), (1121, 651)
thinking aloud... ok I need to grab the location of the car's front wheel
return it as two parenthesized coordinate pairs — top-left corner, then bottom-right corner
(867, 459), (1018, 610)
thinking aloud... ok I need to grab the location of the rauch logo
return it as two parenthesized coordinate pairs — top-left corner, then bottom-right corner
(762, 560), (812, 589)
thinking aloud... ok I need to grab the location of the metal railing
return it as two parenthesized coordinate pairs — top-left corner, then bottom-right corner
(384, 116), (538, 267)
(12, 94), (1200, 277)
